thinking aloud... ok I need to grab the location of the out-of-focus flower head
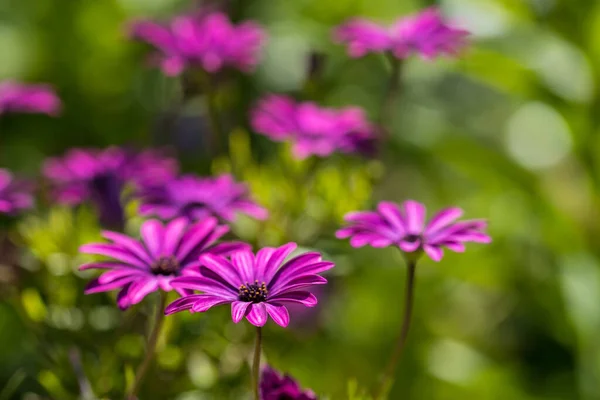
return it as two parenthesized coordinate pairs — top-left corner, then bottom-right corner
(43, 148), (178, 229)
(164, 243), (334, 327)
(79, 217), (247, 309)
(0, 169), (34, 215)
(0, 81), (61, 116)
(336, 200), (491, 261)
(137, 174), (268, 223)
(251, 95), (378, 159)
(333, 7), (469, 60)
(128, 11), (266, 76)
(260, 366), (318, 400)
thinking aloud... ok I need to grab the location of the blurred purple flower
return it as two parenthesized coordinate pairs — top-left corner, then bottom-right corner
(0, 169), (34, 215)
(336, 200), (490, 261)
(250, 95), (377, 159)
(128, 11), (266, 76)
(43, 148), (178, 229)
(79, 217), (247, 309)
(138, 174), (268, 223)
(261, 366), (318, 400)
(164, 243), (334, 327)
(334, 7), (469, 60)
(0, 81), (61, 116)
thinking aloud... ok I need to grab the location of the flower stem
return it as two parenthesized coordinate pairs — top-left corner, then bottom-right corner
(126, 292), (167, 400)
(252, 326), (262, 400)
(204, 77), (225, 156)
(379, 54), (403, 140)
(373, 259), (417, 400)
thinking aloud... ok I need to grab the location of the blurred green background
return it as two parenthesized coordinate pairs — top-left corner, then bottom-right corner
(2, 0), (600, 399)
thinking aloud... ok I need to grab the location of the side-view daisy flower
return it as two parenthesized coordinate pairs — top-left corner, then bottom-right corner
(261, 366), (318, 400)
(336, 200), (490, 261)
(79, 217), (247, 309)
(137, 174), (268, 223)
(164, 243), (334, 328)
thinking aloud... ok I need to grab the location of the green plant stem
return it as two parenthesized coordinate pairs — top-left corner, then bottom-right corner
(373, 259), (417, 400)
(252, 326), (262, 400)
(205, 77), (225, 156)
(380, 54), (403, 139)
(126, 292), (167, 400)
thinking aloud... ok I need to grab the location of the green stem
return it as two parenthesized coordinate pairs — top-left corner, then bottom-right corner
(205, 77), (225, 156)
(379, 54), (403, 140)
(126, 292), (167, 400)
(252, 327), (262, 400)
(373, 259), (417, 400)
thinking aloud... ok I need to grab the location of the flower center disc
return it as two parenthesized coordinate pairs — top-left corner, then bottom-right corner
(151, 256), (180, 276)
(238, 280), (268, 303)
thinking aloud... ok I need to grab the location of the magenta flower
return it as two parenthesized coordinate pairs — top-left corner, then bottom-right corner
(164, 243), (334, 327)
(138, 174), (268, 223)
(43, 147), (178, 229)
(79, 217), (247, 309)
(336, 200), (490, 261)
(250, 95), (377, 159)
(0, 169), (34, 215)
(334, 7), (468, 60)
(129, 11), (266, 76)
(0, 81), (61, 116)
(260, 366), (317, 400)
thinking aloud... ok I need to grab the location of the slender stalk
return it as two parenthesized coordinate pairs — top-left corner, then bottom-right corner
(373, 259), (417, 400)
(379, 54), (403, 140)
(252, 327), (262, 400)
(126, 292), (167, 400)
(204, 76), (225, 156)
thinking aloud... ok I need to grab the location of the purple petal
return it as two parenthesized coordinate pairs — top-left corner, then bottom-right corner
(170, 276), (237, 299)
(79, 244), (148, 269)
(98, 268), (143, 284)
(246, 303), (268, 327)
(101, 231), (154, 265)
(176, 217), (219, 260)
(140, 220), (164, 258)
(208, 241), (251, 256)
(377, 201), (406, 234)
(79, 261), (134, 271)
(116, 284), (133, 310)
(399, 239), (421, 252)
(403, 200), (426, 234)
(129, 278), (160, 304)
(262, 243), (297, 283)
(128, 20), (175, 52)
(269, 291), (318, 307)
(231, 301), (251, 323)
(270, 256), (332, 292)
(199, 254), (242, 288)
(165, 295), (207, 315)
(84, 276), (139, 294)
(265, 303), (290, 327)
(270, 275), (327, 297)
(191, 296), (232, 313)
(423, 244), (443, 261)
(231, 249), (255, 284)
(163, 218), (188, 256)
(425, 207), (463, 236)
(444, 241), (465, 252)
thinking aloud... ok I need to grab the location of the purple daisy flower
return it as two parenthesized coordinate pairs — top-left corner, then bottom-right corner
(336, 200), (490, 261)
(43, 147), (178, 229)
(164, 243), (334, 327)
(79, 217), (247, 309)
(128, 11), (266, 76)
(0, 81), (61, 116)
(250, 95), (377, 159)
(0, 169), (34, 215)
(137, 174), (268, 223)
(260, 366), (317, 400)
(333, 7), (468, 60)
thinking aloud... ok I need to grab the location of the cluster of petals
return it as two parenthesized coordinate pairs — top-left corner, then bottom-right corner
(250, 95), (377, 159)
(261, 366), (318, 400)
(137, 173), (268, 223)
(79, 217), (247, 309)
(0, 81), (61, 116)
(336, 200), (490, 261)
(43, 147), (178, 206)
(0, 169), (34, 215)
(333, 7), (468, 60)
(164, 243), (334, 327)
(129, 11), (266, 76)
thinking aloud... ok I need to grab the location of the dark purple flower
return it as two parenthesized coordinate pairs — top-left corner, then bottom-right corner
(250, 95), (377, 159)
(164, 243), (334, 327)
(0, 169), (34, 215)
(336, 200), (490, 261)
(128, 11), (266, 76)
(260, 366), (317, 400)
(43, 148), (178, 229)
(0, 81), (61, 116)
(334, 7), (469, 60)
(79, 217), (247, 309)
(138, 174), (268, 223)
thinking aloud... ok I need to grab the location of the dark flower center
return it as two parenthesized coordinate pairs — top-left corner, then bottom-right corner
(151, 256), (180, 276)
(238, 280), (268, 303)
(403, 234), (421, 243)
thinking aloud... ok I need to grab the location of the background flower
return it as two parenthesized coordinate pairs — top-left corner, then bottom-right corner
(260, 366), (318, 400)
(0, 81), (61, 116)
(79, 217), (247, 309)
(0, 169), (34, 215)
(165, 243), (334, 327)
